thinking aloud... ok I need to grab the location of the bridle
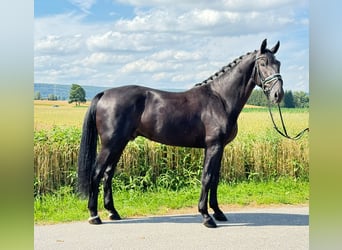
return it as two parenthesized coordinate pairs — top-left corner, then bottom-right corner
(255, 55), (283, 96)
(253, 54), (309, 140)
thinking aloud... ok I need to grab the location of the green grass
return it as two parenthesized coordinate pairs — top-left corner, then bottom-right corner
(217, 178), (309, 205)
(34, 178), (309, 224)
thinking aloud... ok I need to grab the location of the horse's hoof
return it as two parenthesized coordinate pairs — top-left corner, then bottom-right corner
(203, 216), (217, 228)
(213, 212), (228, 221)
(108, 211), (121, 220)
(88, 215), (102, 225)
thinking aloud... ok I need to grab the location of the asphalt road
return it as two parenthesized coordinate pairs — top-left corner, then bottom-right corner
(34, 205), (308, 250)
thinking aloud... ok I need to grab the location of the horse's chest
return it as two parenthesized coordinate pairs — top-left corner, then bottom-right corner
(223, 123), (238, 145)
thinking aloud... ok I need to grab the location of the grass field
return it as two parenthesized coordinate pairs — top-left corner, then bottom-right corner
(34, 100), (309, 135)
(34, 100), (89, 130)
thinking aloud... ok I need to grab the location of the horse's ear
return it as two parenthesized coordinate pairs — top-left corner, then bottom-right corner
(270, 41), (280, 54)
(260, 39), (267, 54)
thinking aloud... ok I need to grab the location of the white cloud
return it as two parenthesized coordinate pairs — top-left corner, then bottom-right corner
(80, 52), (133, 66)
(120, 59), (182, 74)
(69, 0), (97, 13)
(150, 50), (202, 61)
(185, 9), (223, 26)
(117, 0), (307, 12)
(34, 1), (309, 91)
(86, 31), (153, 52)
(35, 34), (83, 55)
(113, 6), (301, 37)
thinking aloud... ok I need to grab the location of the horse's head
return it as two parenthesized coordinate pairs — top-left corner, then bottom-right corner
(255, 39), (284, 104)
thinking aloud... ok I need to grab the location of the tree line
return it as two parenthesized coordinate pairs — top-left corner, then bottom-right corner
(34, 84), (86, 106)
(247, 89), (309, 108)
(35, 84), (309, 109)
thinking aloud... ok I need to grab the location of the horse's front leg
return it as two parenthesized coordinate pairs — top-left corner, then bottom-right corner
(209, 169), (228, 222)
(198, 143), (223, 228)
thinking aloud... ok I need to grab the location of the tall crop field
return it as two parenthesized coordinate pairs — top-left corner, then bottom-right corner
(34, 101), (308, 195)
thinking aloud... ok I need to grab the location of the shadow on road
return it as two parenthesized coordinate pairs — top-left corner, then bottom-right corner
(103, 212), (308, 227)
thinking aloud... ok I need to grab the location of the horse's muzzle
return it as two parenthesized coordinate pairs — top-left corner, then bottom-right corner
(269, 80), (284, 104)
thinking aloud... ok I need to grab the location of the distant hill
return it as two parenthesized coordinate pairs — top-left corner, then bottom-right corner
(34, 83), (185, 100)
(34, 83), (110, 100)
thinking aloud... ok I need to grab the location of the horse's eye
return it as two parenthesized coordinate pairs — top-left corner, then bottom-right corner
(260, 62), (266, 67)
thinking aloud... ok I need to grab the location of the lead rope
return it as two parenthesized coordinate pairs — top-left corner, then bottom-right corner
(267, 101), (309, 140)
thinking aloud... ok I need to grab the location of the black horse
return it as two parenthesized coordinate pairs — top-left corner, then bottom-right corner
(78, 39), (284, 228)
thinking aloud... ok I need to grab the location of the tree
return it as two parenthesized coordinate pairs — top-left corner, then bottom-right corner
(282, 90), (295, 108)
(48, 94), (58, 101)
(34, 91), (41, 100)
(68, 84), (86, 106)
(248, 89), (309, 108)
(247, 89), (268, 106)
(293, 91), (309, 108)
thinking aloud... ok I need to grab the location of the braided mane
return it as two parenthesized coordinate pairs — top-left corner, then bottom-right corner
(194, 50), (257, 87)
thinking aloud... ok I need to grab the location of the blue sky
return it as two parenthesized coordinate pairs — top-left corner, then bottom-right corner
(34, 0), (309, 92)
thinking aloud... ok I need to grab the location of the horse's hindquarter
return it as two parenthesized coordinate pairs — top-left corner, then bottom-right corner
(95, 86), (147, 142)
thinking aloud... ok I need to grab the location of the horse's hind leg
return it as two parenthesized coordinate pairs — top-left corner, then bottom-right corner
(87, 155), (106, 224)
(103, 165), (121, 220)
(88, 141), (127, 224)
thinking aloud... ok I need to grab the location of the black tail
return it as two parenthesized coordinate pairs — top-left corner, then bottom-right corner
(78, 92), (104, 197)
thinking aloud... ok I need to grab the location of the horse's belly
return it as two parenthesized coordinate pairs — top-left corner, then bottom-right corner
(137, 123), (205, 148)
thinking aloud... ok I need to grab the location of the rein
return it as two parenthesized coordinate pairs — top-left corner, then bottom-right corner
(267, 102), (309, 140)
(255, 55), (309, 140)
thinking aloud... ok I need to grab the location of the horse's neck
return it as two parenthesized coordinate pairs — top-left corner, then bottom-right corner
(210, 54), (256, 117)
